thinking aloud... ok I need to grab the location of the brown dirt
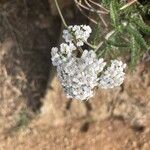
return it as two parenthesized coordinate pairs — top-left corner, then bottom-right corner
(0, 0), (150, 150)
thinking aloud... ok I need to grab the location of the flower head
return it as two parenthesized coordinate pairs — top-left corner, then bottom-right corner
(56, 50), (106, 100)
(99, 60), (126, 89)
(63, 25), (92, 46)
(51, 24), (127, 101)
(51, 43), (76, 66)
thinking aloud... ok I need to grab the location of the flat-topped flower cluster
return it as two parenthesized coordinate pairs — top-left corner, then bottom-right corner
(63, 25), (92, 46)
(51, 25), (126, 100)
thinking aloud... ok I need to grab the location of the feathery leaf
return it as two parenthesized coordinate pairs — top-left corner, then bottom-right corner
(127, 25), (148, 51)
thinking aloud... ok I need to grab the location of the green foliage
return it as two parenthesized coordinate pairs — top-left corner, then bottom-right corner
(130, 35), (140, 68)
(90, 23), (101, 45)
(126, 24), (148, 51)
(110, 0), (119, 28)
(107, 32), (128, 47)
(15, 109), (30, 131)
(132, 18), (150, 35)
(90, 0), (149, 68)
(101, 0), (111, 8)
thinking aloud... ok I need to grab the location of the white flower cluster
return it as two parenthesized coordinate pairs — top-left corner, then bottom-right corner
(99, 60), (126, 89)
(53, 50), (106, 100)
(51, 43), (76, 66)
(51, 25), (126, 101)
(63, 25), (92, 46)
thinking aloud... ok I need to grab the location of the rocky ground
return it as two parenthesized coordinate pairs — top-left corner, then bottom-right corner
(0, 0), (150, 149)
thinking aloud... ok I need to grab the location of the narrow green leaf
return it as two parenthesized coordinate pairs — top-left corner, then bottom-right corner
(133, 18), (150, 35)
(107, 40), (128, 47)
(90, 24), (101, 45)
(127, 25), (148, 51)
(110, 0), (118, 28)
(130, 35), (139, 67)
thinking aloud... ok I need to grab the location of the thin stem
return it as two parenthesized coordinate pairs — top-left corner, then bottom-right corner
(73, 40), (83, 53)
(95, 42), (103, 52)
(82, 0), (108, 27)
(88, 0), (109, 12)
(75, 0), (108, 14)
(54, 0), (84, 54)
(78, 47), (84, 53)
(95, 30), (115, 52)
(98, 14), (108, 28)
(84, 0), (92, 8)
(75, 3), (98, 24)
(75, 0), (94, 12)
(54, 0), (68, 28)
(105, 30), (115, 40)
(120, 0), (137, 10)
(84, 41), (97, 49)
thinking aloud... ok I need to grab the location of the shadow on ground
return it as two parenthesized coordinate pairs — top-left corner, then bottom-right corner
(0, 0), (88, 112)
(0, 0), (61, 111)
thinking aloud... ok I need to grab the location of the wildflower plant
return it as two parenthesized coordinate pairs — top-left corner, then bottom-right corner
(51, 0), (149, 101)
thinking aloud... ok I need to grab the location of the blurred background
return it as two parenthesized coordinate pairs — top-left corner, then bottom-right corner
(0, 0), (150, 149)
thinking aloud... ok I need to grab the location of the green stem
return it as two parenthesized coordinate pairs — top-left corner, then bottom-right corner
(84, 41), (97, 49)
(120, 0), (137, 10)
(54, 0), (68, 28)
(95, 30), (115, 52)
